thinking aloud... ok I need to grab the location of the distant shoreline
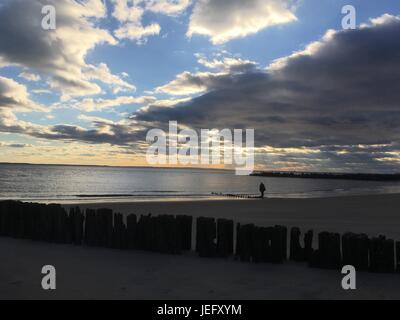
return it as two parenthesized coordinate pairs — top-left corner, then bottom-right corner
(2, 163), (399, 181)
(0, 162), (233, 172)
(251, 171), (400, 181)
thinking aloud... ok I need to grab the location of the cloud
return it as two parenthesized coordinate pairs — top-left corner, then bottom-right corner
(156, 54), (259, 95)
(32, 89), (52, 95)
(72, 95), (156, 112)
(0, 142), (32, 148)
(196, 54), (258, 73)
(18, 72), (41, 82)
(112, 0), (161, 42)
(0, 76), (46, 112)
(0, 107), (145, 147)
(112, 0), (191, 43)
(114, 22), (161, 43)
(78, 114), (116, 125)
(155, 71), (218, 95)
(2, 13), (400, 172)
(84, 63), (136, 94)
(146, 0), (192, 16)
(135, 14), (400, 172)
(0, 0), (118, 99)
(187, 0), (297, 44)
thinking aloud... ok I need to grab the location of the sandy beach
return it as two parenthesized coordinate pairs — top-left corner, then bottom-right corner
(1, 193), (400, 300)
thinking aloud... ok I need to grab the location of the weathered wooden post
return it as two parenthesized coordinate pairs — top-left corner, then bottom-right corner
(271, 226), (285, 264)
(144, 215), (155, 251)
(176, 215), (192, 251)
(252, 226), (267, 263)
(69, 207), (84, 245)
(76, 207), (84, 245)
(236, 224), (255, 262)
(217, 219), (234, 258)
(113, 213), (127, 250)
(383, 238), (395, 273)
(30, 203), (42, 241)
(127, 214), (137, 250)
(167, 215), (180, 254)
(397, 242), (400, 273)
(290, 227), (303, 261)
(196, 217), (217, 257)
(17, 202), (27, 239)
(96, 208), (113, 248)
(369, 236), (395, 273)
(342, 232), (356, 267)
(84, 209), (96, 246)
(275, 225), (288, 261)
(153, 215), (174, 253)
(136, 214), (150, 250)
(304, 230), (313, 262)
(342, 232), (369, 271)
(315, 232), (341, 269)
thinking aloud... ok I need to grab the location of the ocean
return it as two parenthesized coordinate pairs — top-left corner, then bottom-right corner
(1, 163), (400, 203)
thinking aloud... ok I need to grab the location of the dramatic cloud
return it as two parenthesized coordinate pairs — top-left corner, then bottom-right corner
(0, 107), (146, 147)
(2, 11), (400, 172)
(135, 14), (400, 171)
(187, 0), (297, 44)
(0, 0), (129, 99)
(156, 55), (258, 95)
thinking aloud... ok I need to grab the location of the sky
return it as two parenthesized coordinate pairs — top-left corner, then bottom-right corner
(0, 0), (400, 172)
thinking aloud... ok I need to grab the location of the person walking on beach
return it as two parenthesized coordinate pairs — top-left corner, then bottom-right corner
(259, 182), (266, 199)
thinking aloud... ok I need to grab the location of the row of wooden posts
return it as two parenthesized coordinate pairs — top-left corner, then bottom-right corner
(0, 200), (399, 273)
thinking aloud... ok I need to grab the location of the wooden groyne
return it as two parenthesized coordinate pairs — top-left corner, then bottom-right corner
(0, 200), (398, 274)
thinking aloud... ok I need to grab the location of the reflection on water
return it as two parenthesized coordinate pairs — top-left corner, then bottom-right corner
(1, 164), (400, 203)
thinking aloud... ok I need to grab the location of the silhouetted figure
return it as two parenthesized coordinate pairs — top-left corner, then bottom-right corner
(259, 183), (266, 199)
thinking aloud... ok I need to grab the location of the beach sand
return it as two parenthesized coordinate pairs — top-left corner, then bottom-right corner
(1, 193), (400, 300)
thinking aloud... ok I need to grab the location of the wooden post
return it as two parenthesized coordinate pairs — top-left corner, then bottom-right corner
(271, 226), (285, 264)
(236, 224), (254, 262)
(96, 209), (113, 248)
(84, 209), (96, 246)
(217, 219), (234, 258)
(369, 236), (395, 273)
(176, 215), (192, 251)
(196, 217), (216, 257)
(315, 232), (341, 269)
(304, 230), (313, 262)
(251, 226), (267, 263)
(275, 225), (288, 261)
(290, 227), (303, 261)
(113, 213), (127, 250)
(127, 214), (137, 250)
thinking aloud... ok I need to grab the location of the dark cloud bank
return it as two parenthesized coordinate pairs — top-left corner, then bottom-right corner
(133, 15), (400, 172)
